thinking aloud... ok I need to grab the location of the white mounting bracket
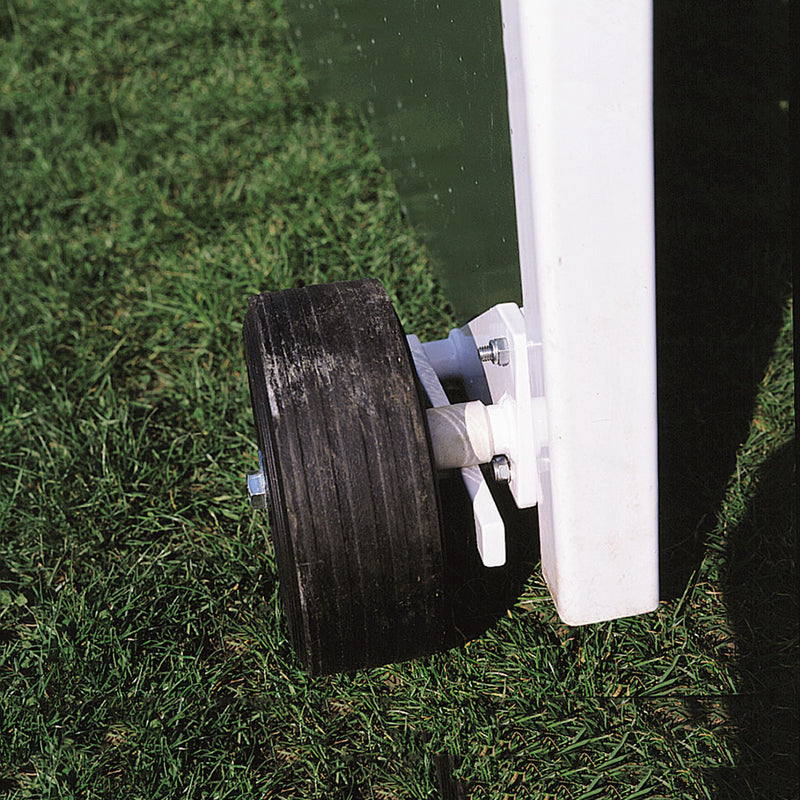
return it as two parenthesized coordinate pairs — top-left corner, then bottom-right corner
(409, 303), (546, 569)
(467, 303), (546, 511)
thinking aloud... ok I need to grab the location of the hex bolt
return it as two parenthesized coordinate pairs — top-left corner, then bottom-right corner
(246, 450), (270, 510)
(491, 454), (511, 484)
(478, 337), (510, 367)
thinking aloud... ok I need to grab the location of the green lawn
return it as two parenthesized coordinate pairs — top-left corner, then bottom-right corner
(0, 1), (794, 798)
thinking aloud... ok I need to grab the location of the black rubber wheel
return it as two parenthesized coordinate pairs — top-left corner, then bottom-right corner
(243, 278), (447, 674)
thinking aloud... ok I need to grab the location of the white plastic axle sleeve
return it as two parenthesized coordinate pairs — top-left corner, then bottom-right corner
(426, 401), (494, 470)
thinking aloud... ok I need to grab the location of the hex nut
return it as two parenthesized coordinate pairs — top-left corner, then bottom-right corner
(247, 470), (268, 509)
(479, 337), (510, 367)
(491, 454), (511, 484)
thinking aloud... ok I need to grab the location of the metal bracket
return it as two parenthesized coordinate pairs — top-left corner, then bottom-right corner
(407, 334), (507, 567)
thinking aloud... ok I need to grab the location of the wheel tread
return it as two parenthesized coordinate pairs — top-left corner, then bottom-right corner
(243, 279), (446, 673)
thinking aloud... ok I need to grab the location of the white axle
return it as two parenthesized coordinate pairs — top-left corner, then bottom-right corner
(426, 401), (513, 471)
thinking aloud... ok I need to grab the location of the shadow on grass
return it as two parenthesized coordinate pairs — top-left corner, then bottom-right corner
(710, 441), (798, 799)
(654, 7), (794, 791)
(437, 468), (540, 650)
(653, 0), (791, 600)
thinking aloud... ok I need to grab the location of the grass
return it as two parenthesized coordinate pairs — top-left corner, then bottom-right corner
(0, 1), (795, 798)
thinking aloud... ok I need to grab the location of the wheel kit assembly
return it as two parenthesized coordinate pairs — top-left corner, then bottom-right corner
(242, 0), (661, 674)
